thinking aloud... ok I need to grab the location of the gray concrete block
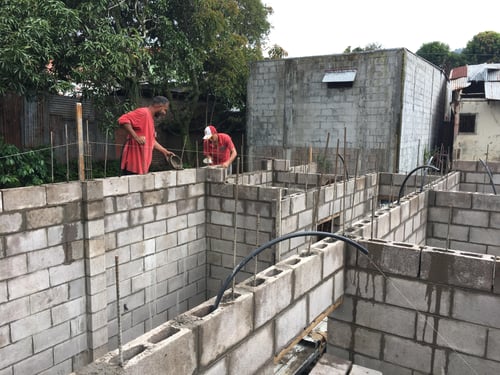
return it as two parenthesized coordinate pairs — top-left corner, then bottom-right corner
(350, 364), (382, 374)
(49, 260), (85, 286)
(2, 186), (46, 211)
(470, 227), (500, 246)
(453, 289), (500, 328)
(186, 289), (253, 367)
(437, 318), (487, 356)
(453, 209), (489, 227)
(0, 337), (32, 370)
(309, 277), (334, 321)
(420, 247), (494, 291)
(228, 324), (273, 375)
(201, 358), (227, 375)
(0, 254), (27, 281)
(315, 239), (344, 278)
(6, 228), (47, 256)
(275, 297), (307, 349)
(0, 212), (23, 233)
(28, 246), (65, 272)
(102, 176), (129, 197)
(344, 270), (384, 302)
(52, 297), (86, 325)
(53, 333), (87, 364)
(358, 241), (421, 277)
(281, 251), (322, 299)
(383, 334), (432, 373)
(448, 352), (500, 375)
(241, 267), (293, 328)
(13, 348), (53, 374)
(356, 300), (415, 338)
(10, 309), (51, 342)
(434, 190), (472, 208)
(353, 354), (412, 375)
(309, 353), (351, 374)
(487, 328), (500, 361)
(8, 269), (50, 299)
(353, 326), (382, 359)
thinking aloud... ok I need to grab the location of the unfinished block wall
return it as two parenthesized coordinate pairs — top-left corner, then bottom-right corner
(329, 241), (500, 375)
(426, 190), (500, 255)
(455, 160), (500, 194)
(75, 238), (346, 375)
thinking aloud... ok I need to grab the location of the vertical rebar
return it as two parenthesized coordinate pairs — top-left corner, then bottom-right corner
(65, 124), (69, 182)
(342, 127), (347, 235)
(371, 195), (376, 240)
(104, 130), (108, 178)
(308, 174), (321, 255)
(253, 214), (260, 284)
(349, 148), (359, 228)
(241, 134), (245, 173)
(115, 256), (123, 367)
(195, 141), (199, 169)
(446, 206), (452, 250)
(232, 157), (241, 296)
(50, 131), (54, 182)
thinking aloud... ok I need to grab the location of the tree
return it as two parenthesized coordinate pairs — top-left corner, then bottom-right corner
(343, 43), (382, 53)
(0, 0), (79, 96)
(462, 31), (500, 64)
(416, 41), (451, 68)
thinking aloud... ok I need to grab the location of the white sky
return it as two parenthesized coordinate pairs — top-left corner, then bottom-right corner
(263, 0), (500, 58)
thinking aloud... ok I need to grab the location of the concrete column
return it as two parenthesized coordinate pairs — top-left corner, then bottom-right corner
(82, 180), (108, 360)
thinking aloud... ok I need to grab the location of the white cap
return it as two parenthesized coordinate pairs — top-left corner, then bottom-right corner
(203, 125), (216, 140)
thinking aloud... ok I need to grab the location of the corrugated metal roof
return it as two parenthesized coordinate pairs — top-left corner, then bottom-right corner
(322, 69), (357, 83)
(485, 82), (500, 100)
(450, 64), (500, 99)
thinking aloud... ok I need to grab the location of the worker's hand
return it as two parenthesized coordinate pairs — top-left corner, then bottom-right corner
(220, 162), (228, 168)
(135, 136), (146, 145)
(164, 149), (174, 157)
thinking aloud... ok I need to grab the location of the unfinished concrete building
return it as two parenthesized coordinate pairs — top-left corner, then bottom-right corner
(1, 157), (499, 374)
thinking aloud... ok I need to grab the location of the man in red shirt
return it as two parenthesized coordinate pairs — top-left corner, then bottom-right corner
(203, 125), (237, 171)
(119, 96), (174, 175)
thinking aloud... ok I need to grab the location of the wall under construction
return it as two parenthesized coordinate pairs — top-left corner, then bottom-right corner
(1, 160), (498, 374)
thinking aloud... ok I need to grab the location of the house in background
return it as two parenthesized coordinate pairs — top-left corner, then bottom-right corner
(246, 48), (450, 174)
(450, 63), (500, 161)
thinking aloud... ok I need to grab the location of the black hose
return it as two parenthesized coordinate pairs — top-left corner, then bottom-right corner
(209, 230), (369, 312)
(397, 165), (439, 204)
(479, 159), (497, 195)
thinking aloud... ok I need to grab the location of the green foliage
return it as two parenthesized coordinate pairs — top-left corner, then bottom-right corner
(0, 138), (50, 188)
(344, 43), (383, 53)
(462, 31), (500, 64)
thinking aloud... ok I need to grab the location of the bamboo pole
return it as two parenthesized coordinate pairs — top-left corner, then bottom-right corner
(76, 103), (85, 181)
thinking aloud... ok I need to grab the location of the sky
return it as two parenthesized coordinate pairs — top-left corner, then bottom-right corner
(262, 0), (500, 58)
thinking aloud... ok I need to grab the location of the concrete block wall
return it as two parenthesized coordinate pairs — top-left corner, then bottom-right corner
(328, 240), (500, 375)
(0, 182), (88, 375)
(454, 160), (500, 194)
(0, 169), (208, 375)
(74, 238), (346, 375)
(427, 190), (500, 255)
(102, 169), (208, 348)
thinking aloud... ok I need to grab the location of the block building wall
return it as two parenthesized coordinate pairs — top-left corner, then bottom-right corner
(246, 49), (448, 175)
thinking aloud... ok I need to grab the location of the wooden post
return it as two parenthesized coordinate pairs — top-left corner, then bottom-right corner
(76, 103), (85, 181)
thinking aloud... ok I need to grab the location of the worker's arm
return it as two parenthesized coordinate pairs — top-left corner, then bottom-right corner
(153, 140), (173, 157)
(221, 147), (237, 169)
(121, 123), (146, 145)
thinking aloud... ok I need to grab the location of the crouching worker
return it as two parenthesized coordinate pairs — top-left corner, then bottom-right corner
(202, 125), (237, 173)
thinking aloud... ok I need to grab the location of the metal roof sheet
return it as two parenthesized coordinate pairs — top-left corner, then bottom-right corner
(485, 81), (500, 100)
(322, 69), (357, 83)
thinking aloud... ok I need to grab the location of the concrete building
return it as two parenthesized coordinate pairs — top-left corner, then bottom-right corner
(246, 49), (449, 174)
(1, 159), (499, 374)
(450, 63), (500, 162)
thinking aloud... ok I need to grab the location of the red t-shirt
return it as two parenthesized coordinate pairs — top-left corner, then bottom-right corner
(118, 107), (155, 174)
(203, 133), (235, 165)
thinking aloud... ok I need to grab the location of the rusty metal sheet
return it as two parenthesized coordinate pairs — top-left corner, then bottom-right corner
(485, 81), (500, 100)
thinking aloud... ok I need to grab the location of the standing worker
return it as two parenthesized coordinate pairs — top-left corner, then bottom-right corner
(119, 96), (174, 175)
(203, 125), (237, 172)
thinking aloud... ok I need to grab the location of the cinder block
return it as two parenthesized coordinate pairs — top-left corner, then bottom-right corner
(228, 324), (273, 375)
(309, 352), (352, 374)
(280, 251), (322, 299)
(6, 228), (47, 256)
(384, 335), (432, 373)
(201, 358), (227, 375)
(0, 337), (32, 370)
(420, 247), (494, 291)
(345, 269), (384, 302)
(387, 276), (450, 315)
(448, 352), (500, 375)
(3, 186), (46, 211)
(46, 182), (82, 204)
(326, 319), (352, 350)
(308, 277), (334, 321)
(453, 289), (500, 327)
(470, 228), (500, 246)
(436, 318), (487, 356)
(358, 241), (421, 277)
(51, 297), (86, 325)
(102, 176), (129, 197)
(275, 297), (307, 349)
(353, 326), (383, 359)
(8, 269), (50, 299)
(0, 254), (27, 281)
(53, 334), (87, 364)
(356, 300), (415, 338)
(49, 260), (85, 286)
(28, 246), (65, 272)
(453, 209), (489, 227)
(487, 328), (500, 361)
(177, 169), (197, 186)
(205, 168), (226, 182)
(316, 239), (344, 278)
(11, 310), (51, 341)
(183, 289), (253, 367)
(0, 212), (23, 233)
